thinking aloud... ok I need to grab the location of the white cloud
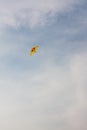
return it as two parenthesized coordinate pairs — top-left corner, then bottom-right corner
(0, 50), (87, 130)
(0, 0), (83, 28)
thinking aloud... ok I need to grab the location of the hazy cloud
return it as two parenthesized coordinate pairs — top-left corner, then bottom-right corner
(0, 0), (83, 28)
(0, 50), (87, 130)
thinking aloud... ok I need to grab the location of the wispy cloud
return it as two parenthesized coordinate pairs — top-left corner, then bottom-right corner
(0, 0), (84, 28)
(0, 0), (87, 129)
(0, 50), (87, 130)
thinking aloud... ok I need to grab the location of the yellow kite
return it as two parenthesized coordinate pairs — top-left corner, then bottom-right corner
(30, 45), (39, 56)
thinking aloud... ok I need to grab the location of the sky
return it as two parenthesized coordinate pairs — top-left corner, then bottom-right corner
(0, 0), (87, 130)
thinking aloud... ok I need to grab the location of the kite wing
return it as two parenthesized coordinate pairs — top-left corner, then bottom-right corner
(30, 45), (39, 56)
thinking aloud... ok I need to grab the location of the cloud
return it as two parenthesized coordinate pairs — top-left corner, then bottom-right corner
(0, 0), (86, 129)
(0, 0), (83, 29)
(0, 49), (87, 130)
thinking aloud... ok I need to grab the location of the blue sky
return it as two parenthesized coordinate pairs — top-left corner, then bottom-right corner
(0, 0), (87, 130)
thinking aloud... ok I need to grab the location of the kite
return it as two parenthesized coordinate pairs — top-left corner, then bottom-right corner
(30, 45), (39, 56)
